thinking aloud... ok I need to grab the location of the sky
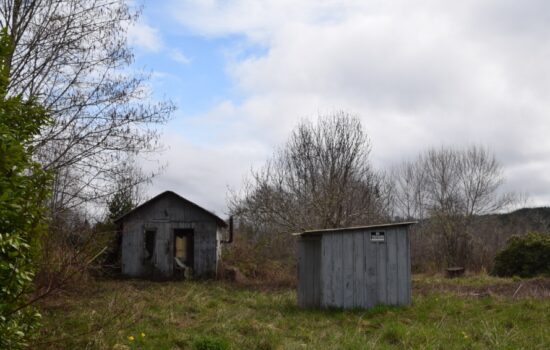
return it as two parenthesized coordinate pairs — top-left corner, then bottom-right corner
(127, 0), (550, 216)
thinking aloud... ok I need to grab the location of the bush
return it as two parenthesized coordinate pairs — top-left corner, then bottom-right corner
(221, 232), (296, 288)
(0, 29), (51, 348)
(492, 232), (550, 277)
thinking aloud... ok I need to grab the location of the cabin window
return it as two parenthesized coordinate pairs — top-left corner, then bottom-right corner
(370, 231), (385, 242)
(145, 229), (156, 260)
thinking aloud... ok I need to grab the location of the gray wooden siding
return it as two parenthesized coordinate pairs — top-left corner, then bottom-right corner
(297, 237), (321, 307)
(120, 193), (221, 278)
(304, 227), (410, 309)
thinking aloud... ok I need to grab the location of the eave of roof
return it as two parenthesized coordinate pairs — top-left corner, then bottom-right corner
(293, 221), (417, 237)
(113, 190), (227, 228)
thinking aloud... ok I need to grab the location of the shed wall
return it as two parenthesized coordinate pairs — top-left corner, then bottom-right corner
(302, 227), (410, 309)
(297, 237), (321, 307)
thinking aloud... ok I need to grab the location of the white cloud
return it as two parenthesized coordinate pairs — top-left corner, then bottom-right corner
(157, 0), (550, 208)
(169, 49), (192, 65)
(142, 128), (268, 215)
(127, 21), (164, 52)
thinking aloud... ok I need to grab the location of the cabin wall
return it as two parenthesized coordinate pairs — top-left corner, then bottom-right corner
(120, 194), (221, 278)
(313, 227), (410, 309)
(121, 219), (145, 277)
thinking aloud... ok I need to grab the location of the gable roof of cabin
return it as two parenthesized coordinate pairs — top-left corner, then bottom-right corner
(113, 190), (227, 227)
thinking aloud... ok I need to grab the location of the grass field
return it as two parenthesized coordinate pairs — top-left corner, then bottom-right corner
(37, 275), (550, 349)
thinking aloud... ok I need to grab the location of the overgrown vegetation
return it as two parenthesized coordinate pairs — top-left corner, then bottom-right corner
(229, 113), (535, 275)
(0, 0), (172, 304)
(220, 233), (296, 288)
(492, 232), (550, 277)
(0, 29), (51, 349)
(37, 275), (550, 349)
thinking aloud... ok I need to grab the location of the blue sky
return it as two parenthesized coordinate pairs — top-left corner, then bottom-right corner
(127, 0), (550, 215)
(130, 15), (234, 118)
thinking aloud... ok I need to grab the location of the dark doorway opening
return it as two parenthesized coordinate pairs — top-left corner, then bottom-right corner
(145, 230), (156, 261)
(173, 228), (194, 269)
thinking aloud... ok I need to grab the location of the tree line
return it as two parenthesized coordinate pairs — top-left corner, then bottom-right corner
(229, 112), (527, 275)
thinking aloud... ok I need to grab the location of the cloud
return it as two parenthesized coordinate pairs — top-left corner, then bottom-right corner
(142, 127), (268, 215)
(169, 49), (192, 65)
(126, 20), (192, 66)
(128, 21), (164, 52)
(159, 0), (550, 208)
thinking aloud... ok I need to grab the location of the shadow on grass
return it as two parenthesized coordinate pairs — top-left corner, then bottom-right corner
(273, 299), (409, 319)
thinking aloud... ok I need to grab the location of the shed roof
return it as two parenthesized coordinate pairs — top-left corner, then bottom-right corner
(113, 190), (227, 227)
(293, 221), (416, 237)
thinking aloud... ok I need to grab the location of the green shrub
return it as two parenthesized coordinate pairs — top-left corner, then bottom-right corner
(492, 232), (550, 277)
(0, 29), (51, 348)
(192, 335), (230, 350)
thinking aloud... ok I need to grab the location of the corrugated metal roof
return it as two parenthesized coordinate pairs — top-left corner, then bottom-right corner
(113, 190), (227, 227)
(293, 221), (417, 237)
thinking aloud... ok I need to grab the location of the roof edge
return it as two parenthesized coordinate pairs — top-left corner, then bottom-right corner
(293, 221), (417, 237)
(113, 190), (227, 227)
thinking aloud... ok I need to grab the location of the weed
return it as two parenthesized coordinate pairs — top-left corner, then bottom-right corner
(192, 335), (230, 350)
(36, 276), (550, 349)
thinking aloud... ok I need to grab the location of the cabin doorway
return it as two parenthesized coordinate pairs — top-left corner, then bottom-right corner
(173, 229), (194, 274)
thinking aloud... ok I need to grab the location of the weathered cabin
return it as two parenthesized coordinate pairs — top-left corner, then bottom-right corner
(295, 222), (415, 309)
(114, 191), (228, 279)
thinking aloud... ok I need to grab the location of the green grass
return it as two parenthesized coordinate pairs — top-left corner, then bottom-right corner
(37, 276), (550, 349)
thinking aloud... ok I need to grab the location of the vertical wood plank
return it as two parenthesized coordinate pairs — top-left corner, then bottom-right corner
(377, 231), (387, 304)
(365, 231), (378, 308)
(343, 233), (354, 309)
(396, 228), (409, 305)
(406, 227), (412, 304)
(194, 224), (202, 275)
(333, 233), (344, 307)
(386, 229), (398, 305)
(306, 241), (314, 306)
(321, 235), (332, 308)
(164, 223), (173, 277)
(353, 232), (365, 308)
(297, 239), (305, 307)
(312, 239), (321, 307)
(121, 227), (130, 275)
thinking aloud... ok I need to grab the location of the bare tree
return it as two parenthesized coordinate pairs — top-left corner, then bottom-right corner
(231, 112), (390, 237)
(0, 0), (173, 213)
(391, 145), (514, 268)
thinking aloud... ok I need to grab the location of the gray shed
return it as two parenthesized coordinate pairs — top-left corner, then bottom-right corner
(114, 191), (227, 279)
(295, 222), (415, 309)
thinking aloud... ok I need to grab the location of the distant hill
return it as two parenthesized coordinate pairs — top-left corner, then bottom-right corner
(404, 207), (550, 235)
(482, 207), (550, 234)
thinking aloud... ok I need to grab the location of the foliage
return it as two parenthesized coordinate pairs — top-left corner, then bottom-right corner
(107, 185), (137, 222)
(37, 277), (550, 349)
(492, 232), (550, 277)
(0, 29), (51, 349)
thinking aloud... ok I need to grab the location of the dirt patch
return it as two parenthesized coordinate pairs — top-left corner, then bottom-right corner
(414, 277), (550, 299)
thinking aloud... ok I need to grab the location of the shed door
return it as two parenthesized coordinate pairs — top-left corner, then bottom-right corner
(174, 228), (194, 268)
